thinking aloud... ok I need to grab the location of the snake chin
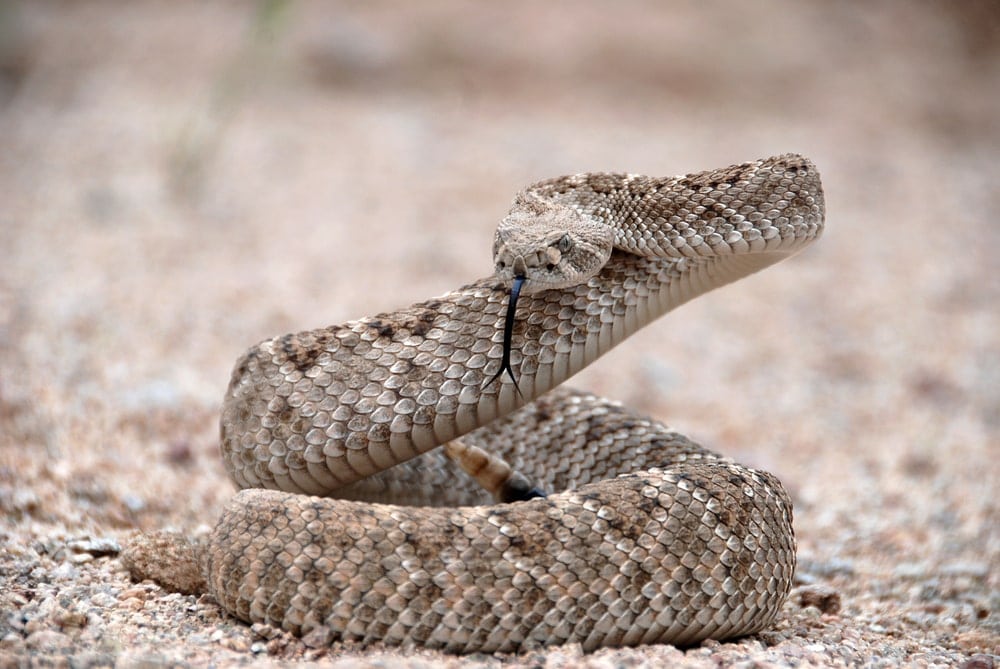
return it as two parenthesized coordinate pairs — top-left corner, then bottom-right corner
(493, 195), (614, 294)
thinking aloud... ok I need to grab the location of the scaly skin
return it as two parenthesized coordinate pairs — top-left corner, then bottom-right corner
(208, 154), (825, 652)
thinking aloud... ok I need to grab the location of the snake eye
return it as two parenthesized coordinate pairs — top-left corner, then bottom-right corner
(546, 263), (556, 271)
(556, 234), (573, 253)
(498, 261), (506, 269)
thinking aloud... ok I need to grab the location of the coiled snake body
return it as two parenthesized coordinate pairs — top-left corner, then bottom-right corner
(208, 155), (825, 652)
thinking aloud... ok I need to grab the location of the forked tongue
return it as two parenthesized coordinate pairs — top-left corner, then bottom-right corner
(484, 275), (525, 397)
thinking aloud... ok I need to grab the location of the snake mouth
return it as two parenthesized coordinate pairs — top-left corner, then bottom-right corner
(484, 274), (525, 397)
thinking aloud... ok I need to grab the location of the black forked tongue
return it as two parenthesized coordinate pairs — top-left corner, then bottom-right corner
(484, 275), (525, 398)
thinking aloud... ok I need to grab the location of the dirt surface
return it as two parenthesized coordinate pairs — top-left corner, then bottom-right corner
(1, 2), (998, 667)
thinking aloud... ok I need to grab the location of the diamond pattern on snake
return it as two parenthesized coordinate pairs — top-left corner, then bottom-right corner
(161, 155), (826, 653)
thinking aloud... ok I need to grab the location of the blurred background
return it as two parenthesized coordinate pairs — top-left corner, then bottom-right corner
(0, 0), (996, 662)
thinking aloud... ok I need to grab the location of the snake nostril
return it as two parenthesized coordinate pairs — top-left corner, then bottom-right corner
(498, 261), (506, 269)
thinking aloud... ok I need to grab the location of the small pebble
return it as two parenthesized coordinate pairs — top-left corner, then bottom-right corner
(941, 562), (989, 579)
(91, 592), (118, 608)
(68, 537), (122, 557)
(960, 655), (995, 669)
(166, 440), (194, 464)
(1, 633), (24, 650)
(51, 562), (78, 581)
(120, 587), (149, 600)
(251, 623), (280, 640)
(302, 625), (335, 648)
(25, 629), (72, 652)
(220, 635), (249, 652)
(6, 591), (29, 608)
(122, 598), (144, 612)
(893, 562), (930, 579)
(122, 494), (146, 513)
(801, 605), (822, 619)
(794, 584), (842, 614)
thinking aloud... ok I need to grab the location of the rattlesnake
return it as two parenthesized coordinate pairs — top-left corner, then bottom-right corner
(132, 154), (825, 653)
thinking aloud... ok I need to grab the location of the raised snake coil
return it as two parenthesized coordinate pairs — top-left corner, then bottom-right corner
(208, 154), (825, 652)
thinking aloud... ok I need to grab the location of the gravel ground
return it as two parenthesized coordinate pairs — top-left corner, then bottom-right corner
(1, 2), (997, 667)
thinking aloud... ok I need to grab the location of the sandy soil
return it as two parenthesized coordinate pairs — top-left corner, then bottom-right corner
(1, 2), (997, 667)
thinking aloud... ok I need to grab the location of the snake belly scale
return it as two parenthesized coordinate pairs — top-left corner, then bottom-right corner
(208, 154), (825, 652)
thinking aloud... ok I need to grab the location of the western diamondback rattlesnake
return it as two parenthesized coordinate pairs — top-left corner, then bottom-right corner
(130, 154), (825, 653)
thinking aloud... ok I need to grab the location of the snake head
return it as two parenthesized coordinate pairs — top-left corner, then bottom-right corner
(493, 197), (614, 294)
